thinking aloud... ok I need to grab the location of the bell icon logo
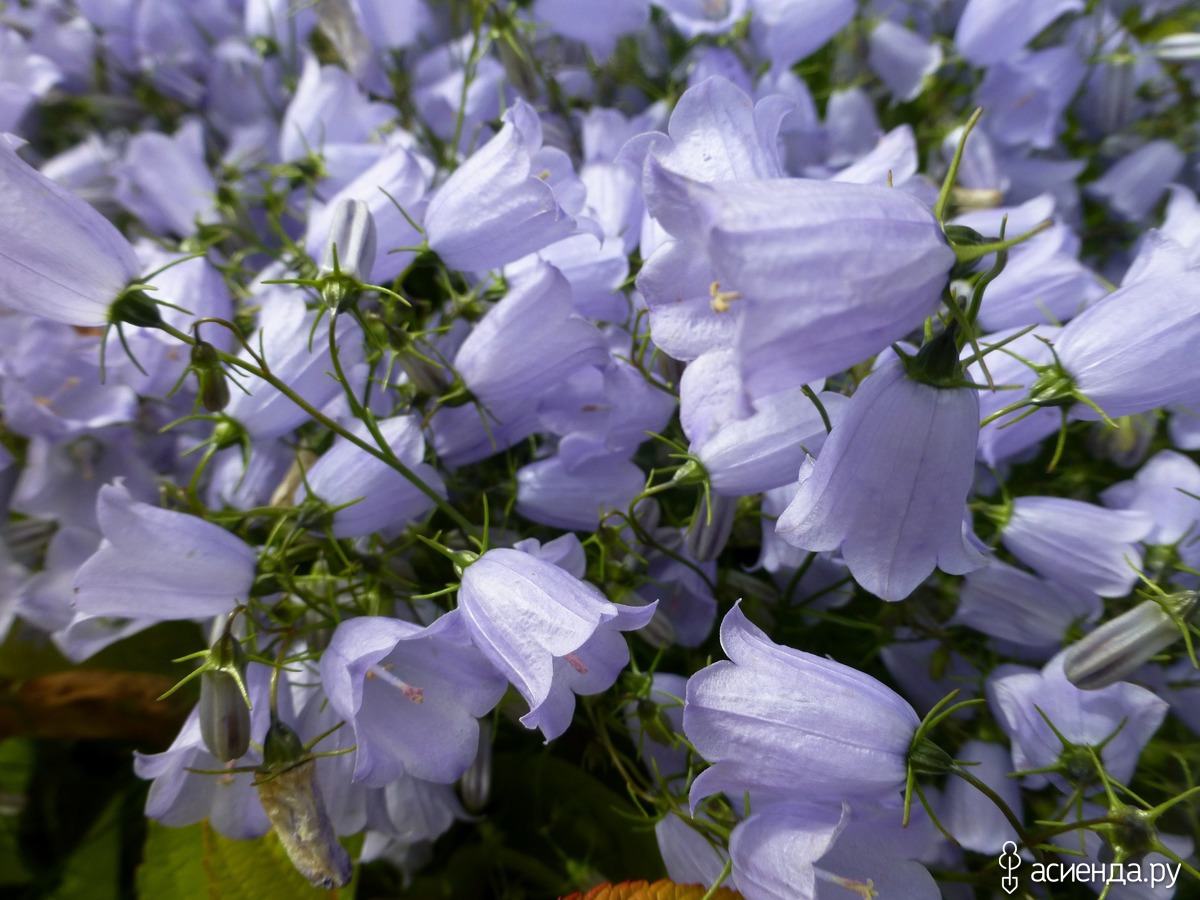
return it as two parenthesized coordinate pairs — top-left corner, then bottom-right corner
(999, 841), (1021, 895)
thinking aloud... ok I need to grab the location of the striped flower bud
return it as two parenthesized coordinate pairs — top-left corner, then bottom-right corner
(319, 198), (376, 311)
(1063, 592), (1199, 691)
(198, 623), (251, 761)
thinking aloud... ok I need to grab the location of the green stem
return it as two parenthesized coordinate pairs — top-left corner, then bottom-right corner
(155, 321), (477, 536)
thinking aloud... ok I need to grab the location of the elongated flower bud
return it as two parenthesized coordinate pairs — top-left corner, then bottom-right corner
(1063, 593), (1199, 690)
(319, 198), (376, 311)
(256, 719), (352, 889)
(198, 623), (251, 761)
(320, 198), (376, 280)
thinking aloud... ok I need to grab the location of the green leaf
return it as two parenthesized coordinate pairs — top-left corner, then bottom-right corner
(0, 739), (34, 887)
(137, 820), (361, 900)
(47, 792), (122, 900)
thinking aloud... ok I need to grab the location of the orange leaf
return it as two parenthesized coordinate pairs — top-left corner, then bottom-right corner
(560, 878), (742, 900)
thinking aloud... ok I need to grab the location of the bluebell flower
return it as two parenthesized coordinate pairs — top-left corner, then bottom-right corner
(1101, 450), (1200, 546)
(1000, 496), (1151, 598)
(0, 139), (141, 327)
(114, 119), (217, 238)
(425, 100), (580, 272)
(73, 480), (257, 621)
(685, 605), (921, 809)
(458, 536), (655, 740)
(531, 0), (648, 59)
(749, 0), (854, 68)
(302, 416), (445, 539)
(320, 610), (507, 786)
(867, 20), (942, 102)
(940, 741), (1022, 854)
(955, 0), (1083, 67)
(987, 653), (1168, 789)
(776, 359), (986, 601)
(1087, 140), (1185, 223)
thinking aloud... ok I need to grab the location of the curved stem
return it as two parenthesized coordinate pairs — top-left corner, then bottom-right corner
(156, 320), (477, 536)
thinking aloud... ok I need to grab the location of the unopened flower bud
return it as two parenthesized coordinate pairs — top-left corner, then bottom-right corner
(1063, 593), (1199, 690)
(199, 669), (251, 762)
(319, 198), (376, 310)
(198, 623), (251, 761)
(256, 718), (352, 889)
(190, 340), (230, 412)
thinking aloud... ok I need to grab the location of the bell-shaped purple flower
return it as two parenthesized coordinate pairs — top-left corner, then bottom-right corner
(1052, 266), (1200, 420)
(319, 610), (507, 786)
(646, 163), (954, 395)
(1086, 139), (1185, 223)
(515, 450), (645, 532)
(1101, 450), (1200, 546)
(531, 0), (648, 59)
(953, 560), (1101, 650)
(776, 359), (986, 602)
(988, 653), (1168, 789)
(302, 416), (445, 539)
(685, 604), (921, 809)
(0, 139), (140, 326)
(1000, 496), (1152, 598)
(73, 481), (257, 621)
(425, 99), (578, 272)
(457, 535), (655, 740)
(868, 21), (942, 102)
(749, 0), (854, 68)
(114, 118), (216, 239)
(955, 0), (1084, 67)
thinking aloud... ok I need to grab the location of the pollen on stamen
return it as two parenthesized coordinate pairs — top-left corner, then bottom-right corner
(564, 652), (588, 674)
(368, 664), (425, 703)
(709, 281), (741, 313)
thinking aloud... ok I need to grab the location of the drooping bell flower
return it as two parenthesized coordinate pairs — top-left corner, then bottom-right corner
(954, 0), (1084, 67)
(987, 653), (1168, 789)
(685, 604), (921, 809)
(320, 610), (507, 787)
(776, 342), (986, 602)
(457, 535), (655, 740)
(424, 99), (579, 272)
(73, 480), (257, 621)
(999, 496), (1151, 598)
(0, 139), (152, 328)
(302, 415), (445, 539)
(643, 160), (955, 396)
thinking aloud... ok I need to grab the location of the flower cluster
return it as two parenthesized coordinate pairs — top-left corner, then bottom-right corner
(0, 0), (1198, 897)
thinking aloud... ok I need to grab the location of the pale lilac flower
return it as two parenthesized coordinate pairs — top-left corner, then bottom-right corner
(302, 416), (445, 539)
(1087, 140), (1186, 222)
(652, 0), (747, 38)
(955, 0), (1084, 67)
(685, 604), (921, 808)
(458, 536), (655, 740)
(1101, 451), (1200, 545)
(114, 118), (217, 238)
(988, 653), (1168, 788)
(645, 166), (954, 396)
(940, 741), (1021, 854)
(320, 611), (507, 786)
(868, 20), (942, 102)
(1001, 496), (1151, 598)
(223, 288), (365, 440)
(1051, 267), (1200, 420)
(0, 139), (140, 326)
(515, 451), (644, 532)
(776, 360), (985, 602)
(531, 0), (649, 59)
(977, 48), (1086, 150)
(953, 560), (1101, 650)
(425, 100), (579, 272)
(655, 812), (731, 889)
(73, 481), (257, 621)
(750, 0), (854, 68)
